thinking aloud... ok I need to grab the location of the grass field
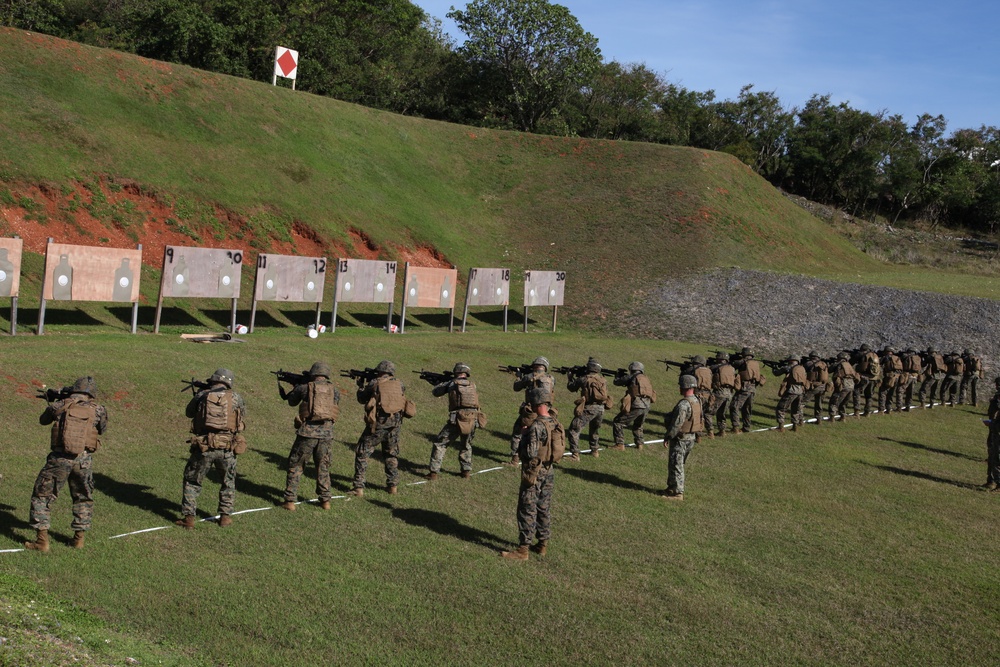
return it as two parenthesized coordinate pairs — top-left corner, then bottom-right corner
(1, 329), (999, 666)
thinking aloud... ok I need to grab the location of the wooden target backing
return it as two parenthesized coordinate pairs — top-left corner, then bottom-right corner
(523, 270), (566, 307)
(253, 254), (327, 303)
(42, 242), (142, 302)
(0, 237), (23, 298)
(334, 258), (397, 304)
(159, 245), (244, 299)
(403, 266), (458, 309)
(466, 267), (510, 306)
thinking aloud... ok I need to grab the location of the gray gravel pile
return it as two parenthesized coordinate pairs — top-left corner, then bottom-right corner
(637, 268), (1000, 371)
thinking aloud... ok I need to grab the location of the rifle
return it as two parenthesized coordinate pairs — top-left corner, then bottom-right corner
(271, 369), (310, 386)
(35, 385), (73, 402)
(181, 378), (212, 395)
(413, 369), (454, 385)
(657, 359), (694, 373)
(601, 368), (628, 378)
(340, 368), (379, 387)
(497, 364), (532, 376)
(761, 359), (790, 374)
(553, 365), (587, 376)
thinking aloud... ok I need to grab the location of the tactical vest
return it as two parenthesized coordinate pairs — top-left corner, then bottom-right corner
(887, 355), (903, 372)
(837, 360), (859, 380)
(525, 372), (555, 399)
(716, 364), (737, 388)
(789, 364), (807, 385)
(694, 366), (712, 392)
(947, 357), (965, 375)
(930, 353), (946, 373)
(739, 360), (763, 385)
(808, 361), (829, 384)
(861, 352), (881, 378)
(197, 389), (238, 433)
(300, 381), (339, 422)
(56, 398), (100, 454)
(582, 374), (610, 404)
(903, 354), (922, 373)
(449, 379), (480, 411)
(375, 377), (406, 414)
(679, 396), (704, 434)
(536, 416), (566, 466)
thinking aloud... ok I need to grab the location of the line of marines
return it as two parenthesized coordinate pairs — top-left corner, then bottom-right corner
(17, 345), (994, 558)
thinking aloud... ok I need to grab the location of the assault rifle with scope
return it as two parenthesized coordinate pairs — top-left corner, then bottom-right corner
(413, 369), (455, 385)
(497, 364), (533, 376)
(761, 359), (792, 374)
(180, 378), (212, 395)
(553, 365), (587, 376)
(271, 369), (311, 386)
(600, 368), (629, 378)
(340, 368), (379, 387)
(35, 385), (74, 402)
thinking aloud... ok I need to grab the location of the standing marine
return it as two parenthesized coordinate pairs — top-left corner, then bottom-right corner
(25, 377), (108, 552)
(829, 352), (860, 422)
(775, 356), (807, 432)
(802, 351), (830, 425)
(565, 358), (612, 460)
(731, 347), (765, 433)
(350, 360), (413, 497)
(918, 346), (946, 408)
(278, 362), (339, 511)
(611, 362), (656, 450)
(661, 375), (703, 500)
(982, 377), (1000, 491)
(960, 349), (985, 406)
(709, 352), (738, 436)
(426, 363), (483, 480)
(176, 368), (247, 529)
(507, 357), (555, 466)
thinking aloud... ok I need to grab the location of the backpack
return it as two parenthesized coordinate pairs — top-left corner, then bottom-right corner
(301, 381), (339, 422)
(866, 354), (881, 378)
(59, 399), (99, 454)
(583, 375), (609, 404)
(538, 417), (566, 465)
(450, 380), (480, 410)
(199, 390), (237, 432)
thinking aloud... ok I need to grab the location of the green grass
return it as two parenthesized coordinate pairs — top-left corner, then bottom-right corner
(0, 330), (998, 665)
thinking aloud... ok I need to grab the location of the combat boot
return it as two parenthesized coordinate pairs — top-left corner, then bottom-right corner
(387, 486), (398, 495)
(500, 545), (529, 561)
(980, 482), (997, 491)
(504, 455), (520, 467)
(612, 443), (625, 451)
(568, 453), (580, 462)
(591, 449), (600, 458)
(460, 470), (471, 479)
(281, 501), (297, 511)
(218, 514), (232, 527)
(175, 515), (196, 530)
(706, 431), (715, 439)
(69, 531), (85, 549)
(636, 443), (644, 451)
(776, 424), (785, 432)
(530, 540), (548, 556)
(716, 429), (725, 438)
(425, 472), (438, 481)
(347, 487), (364, 498)
(24, 529), (50, 552)
(319, 500), (331, 510)
(792, 423), (799, 432)
(660, 491), (683, 501)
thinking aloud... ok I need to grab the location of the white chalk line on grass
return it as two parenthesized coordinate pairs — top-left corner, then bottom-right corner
(3, 401), (949, 552)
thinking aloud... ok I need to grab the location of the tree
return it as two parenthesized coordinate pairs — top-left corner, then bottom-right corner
(448, 0), (601, 133)
(570, 61), (666, 141)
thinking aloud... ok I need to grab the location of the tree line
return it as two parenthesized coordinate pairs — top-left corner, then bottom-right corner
(4, 0), (998, 233)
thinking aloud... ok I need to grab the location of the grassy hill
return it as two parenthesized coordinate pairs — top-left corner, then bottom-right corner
(0, 27), (890, 335)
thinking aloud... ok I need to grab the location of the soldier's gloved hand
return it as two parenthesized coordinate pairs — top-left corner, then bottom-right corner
(356, 377), (365, 389)
(278, 385), (288, 400)
(527, 457), (541, 470)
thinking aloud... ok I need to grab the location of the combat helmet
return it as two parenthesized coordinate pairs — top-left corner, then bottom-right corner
(532, 356), (550, 371)
(586, 358), (602, 373)
(963, 348), (971, 356)
(453, 362), (471, 376)
(860, 343), (871, 352)
(837, 351), (850, 361)
(628, 361), (645, 373)
(72, 376), (97, 397)
(715, 351), (729, 362)
(679, 374), (697, 390)
(309, 362), (332, 378)
(375, 360), (395, 376)
(741, 347), (753, 358)
(210, 368), (234, 388)
(692, 355), (706, 365)
(809, 351), (819, 359)
(526, 386), (552, 406)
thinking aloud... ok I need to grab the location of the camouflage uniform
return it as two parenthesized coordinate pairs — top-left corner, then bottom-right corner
(775, 360), (807, 429)
(851, 347), (880, 416)
(29, 391), (108, 532)
(181, 381), (247, 517)
(731, 351), (765, 432)
(985, 384), (1000, 488)
(353, 371), (408, 491)
(710, 354), (738, 435)
(665, 390), (702, 496)
(516, 414), (559, 547)
(690, 360), (715, 434)
(878, 348), (903, 413)
(510, 367), (555, 458)
(940, 353), (965, 405)
(802, 354), (829, 423)
(566, 367), (610, 456)
(429, 374), (480, 475)
(829, 356), (860, 421)
(918, 348), (946, 408)
(282, 377), (339, 503)
(899, 349), (922, 411)
(612, 369), (653, 447)
(960, 351), (984, 406)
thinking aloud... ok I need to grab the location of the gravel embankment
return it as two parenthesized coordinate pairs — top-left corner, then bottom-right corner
(636, 268), (1000, 371)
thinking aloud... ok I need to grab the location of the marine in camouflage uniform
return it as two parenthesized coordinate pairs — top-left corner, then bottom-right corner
(350, 360), (410, 496)
(918, 346), (946, 408)
(982, 378), (1000, 491)
(566, 358), (612, 459)
(279, 362), (339, 510)
(508, 357), (555, 466)
(801, 351), (830, 424)
(828, 352), (860, 422)
(612, 362), (655, 449)
(775, 357), (807, 431)
(731, 347), (765, 432)
(899, 348), (923, 411)
(501, 387), (563, 561)
(427, 363), (481, 479)
(940, 351), (965, 406)
(25, 377), (108, 552)
(851, 344), (880, 417)
(176, 368), (247, 529)
(710, 352), (738, 435)
(688, 355), (715, 436)
(959, 349), (985, 406)
(662, 375), (702, 500)
(877, 347), (903, 414)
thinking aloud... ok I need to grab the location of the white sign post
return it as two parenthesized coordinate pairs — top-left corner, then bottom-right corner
(273, 46), (299, 90)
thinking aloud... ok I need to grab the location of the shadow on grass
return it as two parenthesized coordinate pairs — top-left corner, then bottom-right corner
(134, 305), (205, 328)
(280, 308), (322, 328)
(0, 503), (32, 545)
(560, 465), (660, 494)
(21, 306), (105, 328)
(368, 499), (507, 552)
(93, 472), (181, 523)
(463, 308), (512, 328)
(860, 461), (979, 490)
(251, 448), (353, 492)
(401, 311), (456, 331)
(876, 437), (982, 462)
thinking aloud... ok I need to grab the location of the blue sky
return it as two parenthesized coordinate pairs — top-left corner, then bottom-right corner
(412, 0), (1000, 132)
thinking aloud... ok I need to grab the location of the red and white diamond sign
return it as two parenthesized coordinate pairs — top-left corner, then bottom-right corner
(274, 46), (298, 80)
